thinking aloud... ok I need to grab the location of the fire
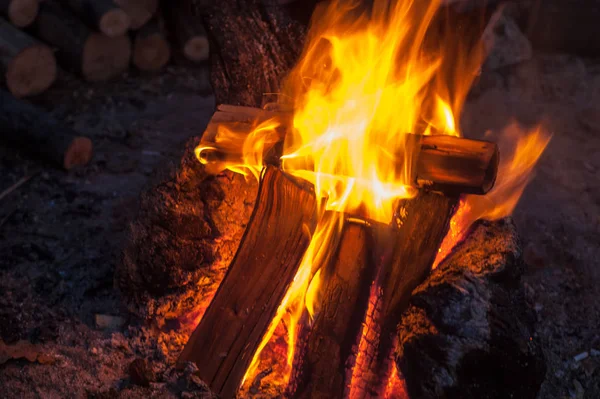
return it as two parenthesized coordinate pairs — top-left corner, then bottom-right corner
(194, 0), (550, 395)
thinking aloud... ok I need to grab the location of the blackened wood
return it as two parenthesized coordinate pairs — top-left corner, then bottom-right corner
(357, 191), (459, 397)
(0, 0), (38, 27)
(58, 0), (130, 37)
(289, 218), (377, 399)
(0, 89), (92, 169)
(396, 219), (546, 399)
(132, 17), (170, 71)
(162, 0), (208, 63)
(0, 17), (56, 97)
(114, 0), (157, 30)
(33, 2), (131, 82)
(178, 165), (317, 398)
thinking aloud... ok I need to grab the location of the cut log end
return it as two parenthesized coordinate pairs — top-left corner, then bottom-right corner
(184, 37), (209, 62)
(6, 44), (56, 98)
(63, 136), (93, 169)
(98, 8), (131, 38)
(114, 0), (156, 30)
(7, 0), (38, 27)
(82, 34), (131, 82)
(133, 33), (170, 71)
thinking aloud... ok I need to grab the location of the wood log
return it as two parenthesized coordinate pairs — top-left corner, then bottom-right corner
(395, 218), (546, 399)
(58, 0), (130, 38)
(163, 0), (209, 63)
(177, 165), (317, 399)
(288, 217), (378, 398)
(114, 0), (157, 30)
(0, 89), (92, 169)
(352, 191), (459, 398)
(0, 17), (56, 97)
(33, 2), (131, 82)
(0, 0), (38, 27)
(132, 17), (170, 71)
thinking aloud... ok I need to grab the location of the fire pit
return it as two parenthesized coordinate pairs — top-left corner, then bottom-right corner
(117, 0), (550, 397)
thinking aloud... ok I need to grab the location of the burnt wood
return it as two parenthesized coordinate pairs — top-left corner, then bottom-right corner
(33, 2), (131, 82)
(132, 17), (170, 71)
(163, 0), (209, 63)
(396, 219), (546, 399)
(288, 217), (378, 399)
(58, 0), (130, 37)
(177, 165), (317, 399)
(0, 17), (56, 97)
(355, 191), (459, 397)
(0, 0), (38, 27)
(0, 89), (92, 169)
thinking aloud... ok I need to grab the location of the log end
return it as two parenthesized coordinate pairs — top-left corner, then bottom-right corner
(64, 136), (93, 170)
(7, 0), (38, 28)
(133, 33), (170, 71)
(99, 8), (131, 38)
(6, 44), (57, 98)
(184, 37), (209, 63)
(115, 0), (153, 30)
(82, 34), (131, 82)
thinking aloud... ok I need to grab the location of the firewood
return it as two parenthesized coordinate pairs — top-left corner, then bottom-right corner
(395, 219), (546, 399)
(0, 89), (93, 169)
(113, 0), (157, 30)
(0, 0), (38, 28)
(0, 17), (56, 97)
(132, 17), (170, 71)
(288, 217), (378, 398)
(353, 191), (459, 397)
(177, 165), (317, 399)
(33, 2), (131, 82)
(58, 0), (131, 38)
(163, 0), (209, 63)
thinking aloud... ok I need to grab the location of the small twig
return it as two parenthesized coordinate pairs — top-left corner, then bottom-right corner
(0, 172), (38, 202)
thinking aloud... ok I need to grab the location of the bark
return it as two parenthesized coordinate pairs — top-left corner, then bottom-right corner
(396, 218), (546, 399)
(177, 166), (317, 399)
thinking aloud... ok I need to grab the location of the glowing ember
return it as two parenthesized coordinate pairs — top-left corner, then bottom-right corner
(192, 0), (550, 395)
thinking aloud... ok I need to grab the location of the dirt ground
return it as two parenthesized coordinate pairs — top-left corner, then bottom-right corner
(0, 52), (599, 398)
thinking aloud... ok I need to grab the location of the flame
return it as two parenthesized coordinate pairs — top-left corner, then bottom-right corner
(193, 0), (550, 394)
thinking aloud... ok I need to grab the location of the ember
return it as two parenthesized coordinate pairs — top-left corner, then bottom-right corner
(180, 0), (549, 397)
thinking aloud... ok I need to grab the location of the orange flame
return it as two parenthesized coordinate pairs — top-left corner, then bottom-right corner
(193, 0), (550, 393)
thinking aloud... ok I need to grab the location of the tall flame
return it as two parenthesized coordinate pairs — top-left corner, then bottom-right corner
(194, 0), (550, 393)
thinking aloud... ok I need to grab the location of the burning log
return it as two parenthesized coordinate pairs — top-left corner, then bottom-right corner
(177, 166), (317, 399)
(0, 17), (56, 97)
(132, 17), (170, 71)
(395, 219), (546, 398)
(288, 218), (377, 398)
(33, 2), (131, 82)
(0, 0), (38, 27)
(58, 0), (131, 38)
(162, 0), (209, 63)
(113, 0), (157, 30)
(0, 89), (93, 169)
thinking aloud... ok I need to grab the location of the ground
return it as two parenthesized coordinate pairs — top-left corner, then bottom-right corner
(0, 53), (599, 398)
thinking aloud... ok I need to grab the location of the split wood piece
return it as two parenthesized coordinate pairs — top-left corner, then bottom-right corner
(114, 0), (157, 30)
(0, 17), (56, 97)
(288, 218), (378, 398)
(0, 0), (38, 28)
(33, 2), (131, 82)
(0, 89), (93, 169)
(178, 165), (317, 399)
(132, 17), (170, 71)
(58, 0), (131, 38)
(163, 0), (209, 63)
(355, 191), (459, 397)
(396, 219), (546, 398)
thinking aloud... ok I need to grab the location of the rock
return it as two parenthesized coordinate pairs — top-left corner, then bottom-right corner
(128, 358), (156, 387)
(482, 6), (532, 70)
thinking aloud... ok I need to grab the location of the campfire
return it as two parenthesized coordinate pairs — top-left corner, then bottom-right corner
(163, 0), (552, 398)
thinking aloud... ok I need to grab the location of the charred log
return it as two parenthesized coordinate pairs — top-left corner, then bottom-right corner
(177, 166), (317, 399)
(396, 218), (546, 399)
